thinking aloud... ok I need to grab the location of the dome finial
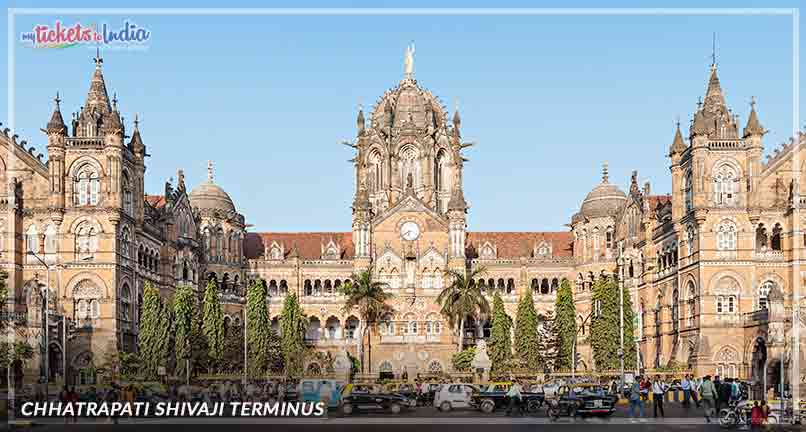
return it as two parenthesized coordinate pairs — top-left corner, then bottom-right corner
(207, 160), (214, 181)
(404, 41), (415, 79)
(602, 161), (609, 184)
(94, 47), (103, 68)
(54, 91), (61, 109)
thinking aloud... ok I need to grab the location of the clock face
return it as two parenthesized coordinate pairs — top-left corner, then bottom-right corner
(400, 221), (420, 241)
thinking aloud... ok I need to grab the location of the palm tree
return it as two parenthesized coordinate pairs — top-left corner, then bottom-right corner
(437, 266), (490, 350)
(338, 267), (394, 373)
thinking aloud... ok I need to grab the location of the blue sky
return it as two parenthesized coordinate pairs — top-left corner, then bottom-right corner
(2, 1), (803, 232)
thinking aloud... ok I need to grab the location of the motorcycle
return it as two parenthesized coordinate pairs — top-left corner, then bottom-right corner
(719, 400), (750, 428)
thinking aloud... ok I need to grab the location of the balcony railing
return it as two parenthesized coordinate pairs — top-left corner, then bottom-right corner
(743, 309), (769, 324)
(752, 250), (784, 261)
(66, 137), (105, 148)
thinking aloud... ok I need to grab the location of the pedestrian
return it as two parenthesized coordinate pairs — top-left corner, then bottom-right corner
(639, 376), (650, 402)
(681, 375), (692, 407)
(690, 375), (701, 408)
(68, 386), (79, 423)
(628, 376), (645, 421)
(760, 400), (769, 425)
(59, 385), (71, 424)
(319, 381), (332, 419)
(699, 375), (717, 423)
(106, 382), (120, 424)
(505, 379), (523, 416)
(652, 375), (666, 418)
(750, 401), (764, 430)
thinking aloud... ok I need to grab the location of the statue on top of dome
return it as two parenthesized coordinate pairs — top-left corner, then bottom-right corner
(404, 42), (415, 79)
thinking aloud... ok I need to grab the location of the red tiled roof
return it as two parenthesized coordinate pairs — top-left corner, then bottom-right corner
(244, 231), (573, 260)
(647, 194), (672, 212)
(145, 194), (167, 209)
(466, 231), (573, 258)
(244, 232), (354, 260)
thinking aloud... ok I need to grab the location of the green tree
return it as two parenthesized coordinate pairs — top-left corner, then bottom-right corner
(554, 278), (576, 371)
(222, 322), (244, 374)
(591, 275), (628, 372)
(338, 268), (393, 373)
(138, 281), (170, 379)
(202, 278), (225, 368)
(279, 293), (307, 377)
(488, 292), (512, 372)
(451, 347), (476, 372)
(246, 279), (271, 377)
(436, 266), (489, 350)
(537, 311), (558, 372)
(0, 341), (34, 370)
(514, 290), (541, 371)
(173, 284), (195, 376)
(621, 279), (637, 370)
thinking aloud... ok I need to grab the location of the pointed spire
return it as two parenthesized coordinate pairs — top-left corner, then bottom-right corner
(84, 49), (111, 114)
(601, 162), (609, 184)
(670, 118), (688, 156)
(129, 113), (145, 153)
(447, 186), (468, 211)
(46, 91), (67, 135)
(743, 96), (766, 138)
(356, 103), (365, 134)
(452, 98), (461, 129)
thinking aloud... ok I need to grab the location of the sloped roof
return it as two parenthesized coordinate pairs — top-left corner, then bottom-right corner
(244, 232), (354, 260)
(466, 231), (573, 258)
(145, 194), (167, 209)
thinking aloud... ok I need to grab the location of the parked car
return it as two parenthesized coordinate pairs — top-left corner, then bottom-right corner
(473, 384), (545, 414)
(298, 379), (346, 408)
(341, 384), (417, 415)
(433, 384), (480, 411)
(547, 384), (616, 419)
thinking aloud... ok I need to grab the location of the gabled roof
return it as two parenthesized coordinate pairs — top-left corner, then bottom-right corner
(145, 194), (167, 209)
(466, 231), (573, 259)
(244, 232), (354, 260)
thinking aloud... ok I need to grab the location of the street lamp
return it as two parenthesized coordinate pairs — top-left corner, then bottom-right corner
(617, 254), (626, 388)
(27, 250), (52, 396)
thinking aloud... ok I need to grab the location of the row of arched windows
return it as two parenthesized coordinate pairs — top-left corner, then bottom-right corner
(303, 279), (349, 297)
(137, 244), (159, 273)
(755, 223), (783, 252)
(204, 227), (243, 264)
(530, 278), (559, 295)
(470, 278), (516, 295)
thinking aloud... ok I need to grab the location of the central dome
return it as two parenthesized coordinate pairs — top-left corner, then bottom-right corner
(371, 78), (447, 130)
(189, 162), (236, 213)
(577, 164), (627, 220)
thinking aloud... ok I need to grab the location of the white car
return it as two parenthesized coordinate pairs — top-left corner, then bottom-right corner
(433, 384), (480, 412)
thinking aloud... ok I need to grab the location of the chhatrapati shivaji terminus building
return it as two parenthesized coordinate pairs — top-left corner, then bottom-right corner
(2, 49), (804, 399)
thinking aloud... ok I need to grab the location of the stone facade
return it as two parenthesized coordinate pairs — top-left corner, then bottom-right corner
(1, 53), (803, 395)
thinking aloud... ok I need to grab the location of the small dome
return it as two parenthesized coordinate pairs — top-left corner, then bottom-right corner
(189, 161), (236, 213)
(578, 164), (627, 220)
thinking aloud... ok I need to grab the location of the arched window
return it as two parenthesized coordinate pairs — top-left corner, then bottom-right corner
(122, 172), (133, 215)
(592, 227), (600, 259)
(304, 280), (313, 297)
(716, 221), (737, 251)
(403, 313), (417, 335)
(75, 222), (99, 261)
(685, 170), (693, 211)
(435, 149), (450, 193)
(368, 150), (383, 192)
(758, 281), (775, 311)
(672, 289), (680, 334)
(399, 146), (420, 189)
(74, 164), (100, 206)
(714, 165), (737, 206)
(380, 314), (394, 336)
(44, 224), (57, 259)
(26, 225), (39, 254)
(428, 360), (443, 374)
(770, 224), (782, 251)
(687, 282), (696, 328)
(755, 224), (768, 251)
(74, 280), (102, 323)
(120, 283), (132, 322)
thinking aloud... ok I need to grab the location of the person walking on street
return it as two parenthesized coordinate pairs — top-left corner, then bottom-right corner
(652, 375), (666, 418)
(505, 380), (523, 416)
(628, 376), (645, 421)
(690, 375), (701, 408)
(681, 375), (692, 407)
(319, 381), (332, 420)
(699, 375), (717, 423)
(714, 375), (724, 412)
